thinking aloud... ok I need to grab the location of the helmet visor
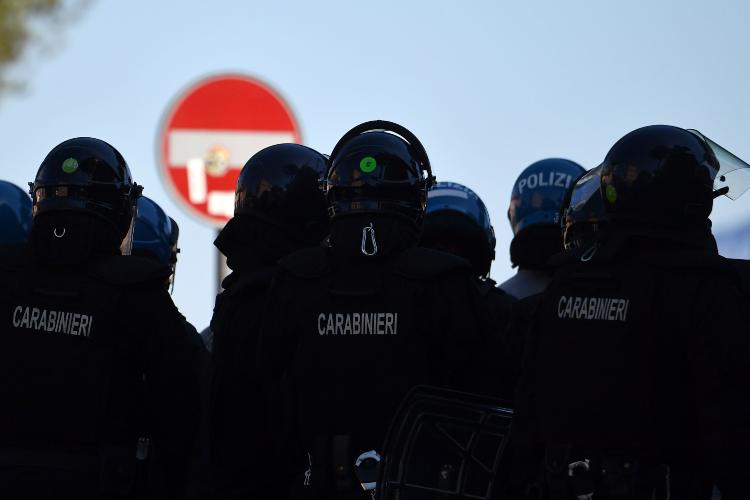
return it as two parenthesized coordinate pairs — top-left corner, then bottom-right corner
(119, 210), (136, 256)
(688, 129), (750, 200)
(568, 165), (603, 215)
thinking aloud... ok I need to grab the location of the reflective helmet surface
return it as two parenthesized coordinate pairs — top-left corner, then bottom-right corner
(423, 181), (495, 276)
(30, 137), (141, 244)
(561, 166), (609, 250)
(508, 158), (585, 236)
(598, 125), (722, 226)
(0, 180), (32, 245)
(326, 120), (434, 226)
(234, 143), (328, 242)
(133, 196), (175, 267)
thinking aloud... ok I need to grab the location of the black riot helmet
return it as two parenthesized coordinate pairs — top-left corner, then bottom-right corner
(234, 143), (329, 245)
(326, 120), (435, 227)
(595, 125), (750, 229)
(29, 137), (142, 254)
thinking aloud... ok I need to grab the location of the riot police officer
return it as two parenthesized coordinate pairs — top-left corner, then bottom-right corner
(132, 195), (209, 498)
(420, 181), (517, 398)
(0, 180), (32, 248)
(258, 121), (490, 500)
(0, 138), (202, 499)
(497, 160), (586, 408)
(208, 143), (330, 499)
(499, 159), (585, 299)
(508, 126), (750, 500)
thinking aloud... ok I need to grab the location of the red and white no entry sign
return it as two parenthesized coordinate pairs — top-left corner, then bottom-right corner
(158, 74), (301, 227)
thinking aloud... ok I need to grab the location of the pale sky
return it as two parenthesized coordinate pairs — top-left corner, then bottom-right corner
(2, 0), (749, 329)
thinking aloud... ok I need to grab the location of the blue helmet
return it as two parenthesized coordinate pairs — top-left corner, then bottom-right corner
(0, 180), (33, 245)
(422, 181), (495, 277)
(132, 196), (178, 270)
(508, 159), (585, 235)
(507, 159), (585, 268)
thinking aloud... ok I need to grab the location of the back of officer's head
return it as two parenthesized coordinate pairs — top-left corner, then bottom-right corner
(326, 120), (434, 258)
(133, 196), (179, 289)
(215, 143), (329, 266)
(421, 182), (495, 278)
(507, 158), (585, 269)
(0, 180), (32, 247)
(599, 125), (720, 234)
(28, 137), (141, 266)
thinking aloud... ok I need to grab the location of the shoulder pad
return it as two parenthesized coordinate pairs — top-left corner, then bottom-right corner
(475, 278), (497, 297)
(643, 251), (734, 272)
(277, 247), (331, 279)
(222, 266), (277, 294)
(728, 258), (750, 293)
(393, 247), (471, 280)
(88, 255), (172, 286)
(477, 278), (516, 301)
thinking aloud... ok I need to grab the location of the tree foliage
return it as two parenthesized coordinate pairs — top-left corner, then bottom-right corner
(0, 0), (85, 94)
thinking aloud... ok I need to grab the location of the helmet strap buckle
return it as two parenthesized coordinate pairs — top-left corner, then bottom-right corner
(361, 222), (378, 256)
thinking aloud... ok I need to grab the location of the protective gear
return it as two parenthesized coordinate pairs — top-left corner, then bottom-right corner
(0, 249), (203, 499)
(507, 158), (585, 268)
(0, 180), (32, 245)
(132, 197), (180, 289)
(508, 158), (585, 237)
(258, 245), (494, 500)
(561, 165), (609, 251)
(210, 143), (332, 499)
(28, 137), (142, 255)
(133, 197), (176, 267)
(326, 120), (435, 227)
(508, 127), (750, 499)
(167, 216), (180, 287)
(595, 125), (750, 228)
(509, 243), (749, 500)
(378, 386), (513, 500)
(422, 181), (495, 277)
(234, 142), (329, 246)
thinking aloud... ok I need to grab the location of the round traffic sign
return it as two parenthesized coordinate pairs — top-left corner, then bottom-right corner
(158, 74), (301, 227)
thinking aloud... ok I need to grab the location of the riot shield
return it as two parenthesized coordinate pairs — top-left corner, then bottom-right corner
(377, 386), (513, 500)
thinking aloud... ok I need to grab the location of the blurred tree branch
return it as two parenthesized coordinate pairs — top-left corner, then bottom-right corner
(0, 0), (90, 95)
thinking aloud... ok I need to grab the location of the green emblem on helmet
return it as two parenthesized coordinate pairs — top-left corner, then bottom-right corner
(606, 184), (618, 204)
(359, 156), (377, 173)
(62, 158), (79, 174)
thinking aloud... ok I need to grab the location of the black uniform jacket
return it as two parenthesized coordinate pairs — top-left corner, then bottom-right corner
(0, 246), (202, 499)
(257, 245), (495, 498)
(510, 239), (750, 499)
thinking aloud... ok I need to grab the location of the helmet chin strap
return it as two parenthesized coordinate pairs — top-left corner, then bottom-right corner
(361, 222), (378, 256)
